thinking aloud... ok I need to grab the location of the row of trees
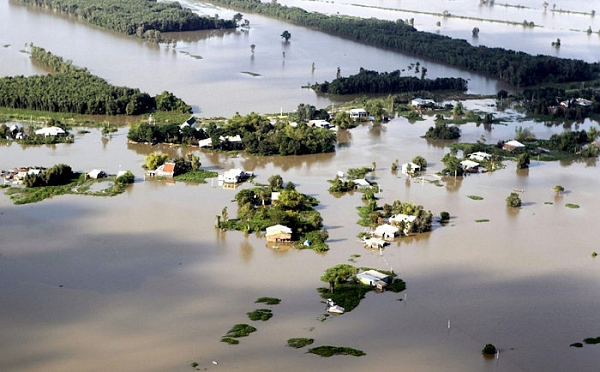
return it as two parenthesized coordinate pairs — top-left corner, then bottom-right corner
(207, 0), (599, 86)
(16, 0), (236, 40)
(0, 47), (191, 115)
(312, 69), (468, 95)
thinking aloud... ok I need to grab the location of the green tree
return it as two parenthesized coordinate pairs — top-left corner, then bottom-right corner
(452, 101), (464, 117)
(506, 192), (522, 208)
(145, 152), (170, 170)
(514, 126), (535, 142)
(269, 174), (284, 190)
(280, 30), (291, 41)
(412, 156), (427, 170)
(553, 185), (564, 194)
(516, 152), (530, 169)
(320, 264), (358, 293)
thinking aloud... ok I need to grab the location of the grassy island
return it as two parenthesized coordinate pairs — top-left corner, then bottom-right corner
(308, 346), (366, 357)
(14, 0), (236, 42)
(4, 164), (135, 205)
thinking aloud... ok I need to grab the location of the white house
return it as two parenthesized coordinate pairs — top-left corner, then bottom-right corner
(349, 108), (368, 120)
(356, 270), (392, 290)
(401, 162), (421, 176)
(469, 152), (492, 162)
(373, 224), (399, 239)
(35, 126), (66, 137)
(219, 168), (252, 183)
(265, 224), (292, 242)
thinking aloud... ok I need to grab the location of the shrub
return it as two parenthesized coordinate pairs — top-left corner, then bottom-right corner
(440, 211), (450, 222)
(247, 309), (273, 321)
(115, 170), (134, 185)
(287, 338), (314, 348)
(308, 346), (366, 357)
(482, 343), (497, 355)
(255, 297), (281, 305)
(506, 192), (522, 207)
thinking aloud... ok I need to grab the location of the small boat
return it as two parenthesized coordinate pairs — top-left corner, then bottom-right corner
(327, 304), (345, 314)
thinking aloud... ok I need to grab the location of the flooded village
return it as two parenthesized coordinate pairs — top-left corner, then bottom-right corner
(1, 0), (600, 371)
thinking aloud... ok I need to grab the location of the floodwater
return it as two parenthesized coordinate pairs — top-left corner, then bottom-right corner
(0, 0), (513, 118)
(2, 0), (600, 371)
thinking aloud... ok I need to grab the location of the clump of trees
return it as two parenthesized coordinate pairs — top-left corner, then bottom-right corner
(516, 152), (530, 169)
(15, 0), (236, 41)
(219, 175), (329, 251)
(506, 192), (522, 207)
(0, 47), (191, 115)
(424, 123), (461, 140)
(312, 68), (468, 95)
(23, 164), (75, 187)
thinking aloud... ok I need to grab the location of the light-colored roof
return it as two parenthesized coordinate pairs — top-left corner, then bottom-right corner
(460, 160), (480, 169)
(361, 270), (391, 280)
(349, 108), (367, 113)
(353, 179), (370, 187)
(469, 151), (491, 160)
(198, 138), (212, 148)
(35, 126), (65, 136)
(374, 224), (399, 236)
(271, 192), (280, 201)
(220, 135), (242, 143)
(390, 214), (417, 224)
(266, 224), (292, 236)
(504, 140), (525, 148)
(88, 169), (105, 178)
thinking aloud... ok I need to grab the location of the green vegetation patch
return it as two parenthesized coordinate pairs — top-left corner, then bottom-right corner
(287, 338), (314, 349)
(255, 297), (281, 305)
(173, 170), (217, 183)
(308, 346), (366, 357)
(544, 202), (554, 205)
(475, 219), (490, 223)
(565, 203), (580, 209)
(220, 337), (240, 345)
(247, 309), (273, 321)
(570, 342), (583, 348)
(467, 195), (483, 200)
(583, 337), (600, 345)
(224, 324), (256, 338)
(482, 343), (497, 355)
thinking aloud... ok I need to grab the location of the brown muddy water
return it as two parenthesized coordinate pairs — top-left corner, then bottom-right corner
(2, 109), (600, 371)
(1, 0), (600, 370)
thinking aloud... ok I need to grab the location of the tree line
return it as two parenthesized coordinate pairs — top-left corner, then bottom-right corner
(312, 68), (468, 94)
(206, 0), (599, 86)
(15, 0), (236, 41)
(0, 47), (191, 115)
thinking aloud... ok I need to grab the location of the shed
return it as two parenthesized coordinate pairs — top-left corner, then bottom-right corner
(353, 179), (371, 189)
(349, 108), (367, 120)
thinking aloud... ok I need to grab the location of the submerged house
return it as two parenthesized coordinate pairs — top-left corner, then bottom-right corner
(35, 126), (66, 137)
(153, 162), (176, 177)
(265, 224), (292, 243)
(356, 270), (392, 290)
(469, 152), (492, 162)
(219, 168), (253, 184)
(389, 214), (417, 235)
(460, 160), (480, 173)
(401, 162), (421, 176)
(349, 108), (368, 120)
(373, 224), (399, 239)
(503, 140), (525, 152)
